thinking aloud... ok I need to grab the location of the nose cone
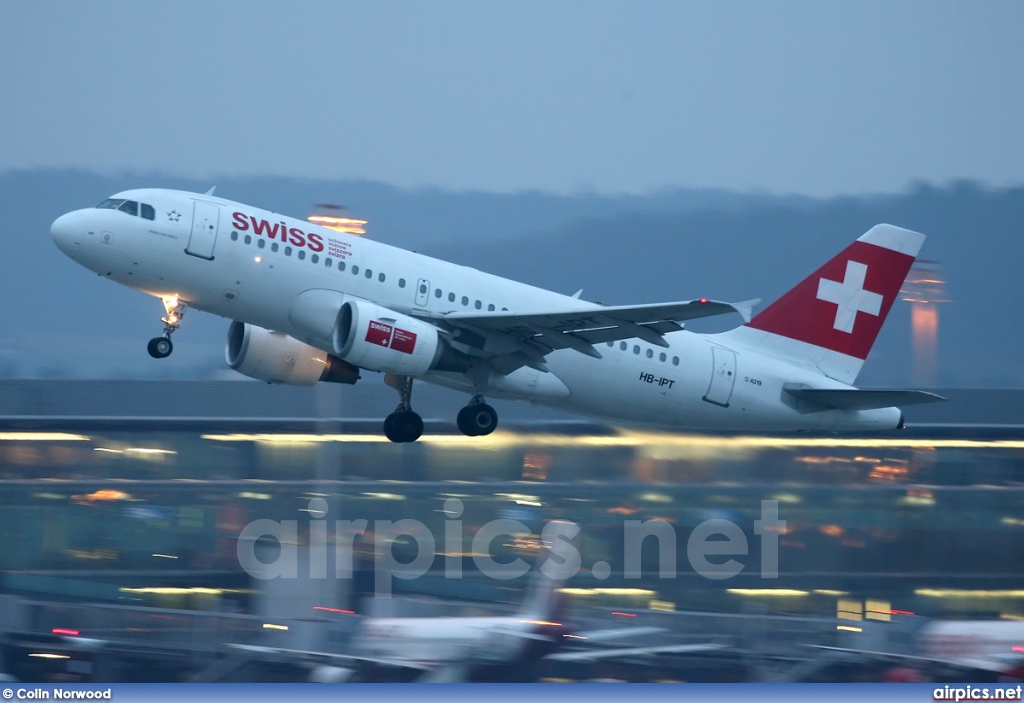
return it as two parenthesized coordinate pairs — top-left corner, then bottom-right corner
(51, 211), (81, 256)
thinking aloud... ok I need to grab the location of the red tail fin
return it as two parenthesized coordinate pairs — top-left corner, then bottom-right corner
(745, 224), (923, 360)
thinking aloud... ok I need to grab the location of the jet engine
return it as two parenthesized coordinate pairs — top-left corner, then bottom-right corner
(333, 299), (470, 376)
(226, 321), (360, 385)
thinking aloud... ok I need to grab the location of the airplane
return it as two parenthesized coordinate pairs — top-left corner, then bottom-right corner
(50, 188), (944, 442)
(808, 619), (1024, 680)
(233, 556), (722, 683)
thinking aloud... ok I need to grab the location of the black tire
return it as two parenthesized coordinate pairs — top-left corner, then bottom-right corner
(456, 406), (477, 436)
(385, 411), (423, 443)
(394, 410), (423, 442)
(458, 403), (497, 437)
(147, 336), (173, 359)
(383, 413), (400, 443)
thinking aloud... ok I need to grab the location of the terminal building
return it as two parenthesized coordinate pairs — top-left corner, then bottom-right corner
(1, 379), (1023, 623)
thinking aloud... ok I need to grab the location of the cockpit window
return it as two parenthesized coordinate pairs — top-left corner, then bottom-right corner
(96, 198), (152, 218)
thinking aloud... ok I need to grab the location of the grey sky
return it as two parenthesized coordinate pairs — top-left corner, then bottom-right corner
(2, 1), (1022, 196)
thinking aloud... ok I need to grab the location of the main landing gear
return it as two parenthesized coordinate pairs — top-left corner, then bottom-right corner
(147, 296), (187, 359)
(381, 376), (499, 442)
(457, 396), (498, 437)
(383, 374), (423, 443)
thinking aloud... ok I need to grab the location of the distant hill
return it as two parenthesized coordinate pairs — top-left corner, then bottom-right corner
(2, 170), (1019, 388)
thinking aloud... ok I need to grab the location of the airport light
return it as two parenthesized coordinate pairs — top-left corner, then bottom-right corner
(307, 204), (367, 235)
(0, 432), (88, 441)
(900, 259), (948, 387)
(200, 430), (1024, 451)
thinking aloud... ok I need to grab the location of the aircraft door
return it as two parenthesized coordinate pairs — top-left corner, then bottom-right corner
(703, 346), (737, 407)
(414, 278), (430, 307)
(186, 201), (220, 260)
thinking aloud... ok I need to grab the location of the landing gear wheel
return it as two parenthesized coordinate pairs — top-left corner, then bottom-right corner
(383, 374), (424, 442)
(457, 403), (498, 437)
(147, 296), (187, 360)
(384, 410), (423, 443)
(147, 336), (173, 359)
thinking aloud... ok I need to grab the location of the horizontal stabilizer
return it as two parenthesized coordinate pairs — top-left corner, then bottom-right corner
(783, 385), (946, 411)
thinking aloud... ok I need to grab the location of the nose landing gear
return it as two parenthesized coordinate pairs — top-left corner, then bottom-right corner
(147, 296), (187, 359)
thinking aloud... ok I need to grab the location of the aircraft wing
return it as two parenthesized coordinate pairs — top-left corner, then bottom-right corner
(809, 644), (1016, 674)
(783, 386), (947, 411)
(417, 298), (758, 374)
(546, 642), (726, 662)
(228, 644), (436, 671)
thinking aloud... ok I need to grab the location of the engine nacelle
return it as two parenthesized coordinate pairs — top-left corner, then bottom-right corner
(333, 299), (469, 376)
(226, 321), (360, 385)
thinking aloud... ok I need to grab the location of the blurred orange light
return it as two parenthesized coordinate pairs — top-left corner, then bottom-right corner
(307, 214), (367, 235)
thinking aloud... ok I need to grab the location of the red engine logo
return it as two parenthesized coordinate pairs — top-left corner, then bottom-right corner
(365, 321), (417, 354)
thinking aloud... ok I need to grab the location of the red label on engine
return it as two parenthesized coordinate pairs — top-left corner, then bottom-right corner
(365, 320), (417, 354)
(391, 328), (417, 354)
(366, 320), (393, 347)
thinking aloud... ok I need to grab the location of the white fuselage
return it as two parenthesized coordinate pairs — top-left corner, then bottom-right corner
(357, 614), (557, 667)
(51, 188), (900, 432)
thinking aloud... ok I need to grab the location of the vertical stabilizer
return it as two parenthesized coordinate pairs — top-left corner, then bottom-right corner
(723, 224), (924, 384)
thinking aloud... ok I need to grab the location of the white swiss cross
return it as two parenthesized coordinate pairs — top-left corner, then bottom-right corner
(816, 260), (883, 334)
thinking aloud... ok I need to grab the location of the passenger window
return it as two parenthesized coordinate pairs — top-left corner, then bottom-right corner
(633, 345), (640, 355)
(141, 203), (155, 220)
(488, 304), (495, 311)
(352, 265), (359, 274)
(620, 342), (627, 351)
(435, 288), (442, 298)
(230, 231), (238, 241)
(339, 261), (346, 271)
(501, 307), (508, 311)
(257, 238), (265, 249)
(419, 283), (426, 294)
(461, 296), (469, 306)
(285, 246), (292, 256)
(659, 352), (666, 362)
(244, 235), (251, 245)
(379, 273), (385, 282)
(312, 254), (319, 263)
(326, 258), (332, 268)
(672, 356), (679, 366)
(475, 300), (482, 309)
(117, 200), (139, 216)
(448, 292), (456, 302)
(399, 278), (406, 288)
(365, 269), (372, 278)
(646, 349), (653, 358)
(271, 242), (279, 252)
(298, 250), (306, 260)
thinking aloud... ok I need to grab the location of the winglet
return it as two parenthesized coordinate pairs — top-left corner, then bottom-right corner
(204, 186), (217, 196)
(730, 298), (760, 324)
